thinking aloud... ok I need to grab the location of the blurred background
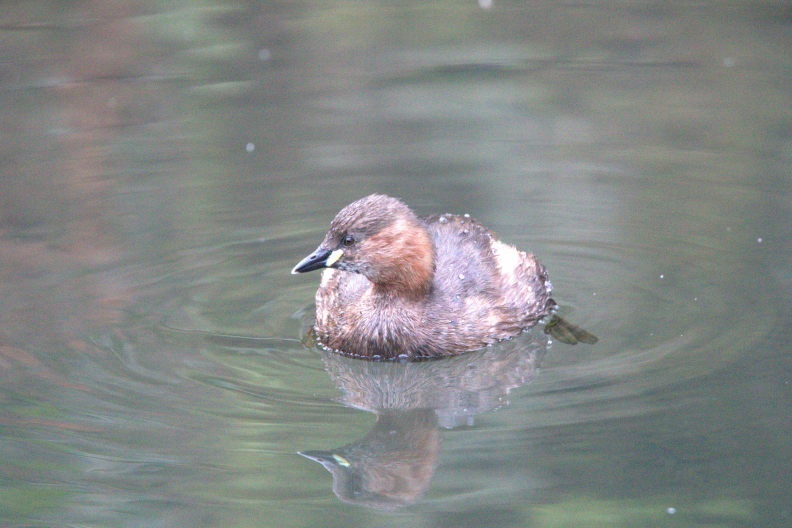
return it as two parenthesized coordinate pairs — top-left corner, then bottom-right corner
(0, 1), (789, 527)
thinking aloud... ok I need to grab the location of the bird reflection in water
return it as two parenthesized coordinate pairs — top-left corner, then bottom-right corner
(300, 332), (549, 509)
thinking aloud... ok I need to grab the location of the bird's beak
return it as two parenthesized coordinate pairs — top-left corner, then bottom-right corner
(291, 248), (343, 274)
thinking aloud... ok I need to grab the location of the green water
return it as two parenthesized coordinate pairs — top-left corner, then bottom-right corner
(0, 1), (789, 527)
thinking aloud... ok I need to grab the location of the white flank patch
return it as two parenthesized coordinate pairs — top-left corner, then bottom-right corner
(491, 240), (521, 274)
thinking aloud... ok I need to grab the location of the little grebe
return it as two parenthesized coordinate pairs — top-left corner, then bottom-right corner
(292, 194), (560, 360)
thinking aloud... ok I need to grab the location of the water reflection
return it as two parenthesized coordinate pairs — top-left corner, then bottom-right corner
(301, 335), (547, 508)
(301, 410), (440, 509)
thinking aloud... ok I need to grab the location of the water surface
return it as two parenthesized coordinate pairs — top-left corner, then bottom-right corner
(0, 2), (789, 527)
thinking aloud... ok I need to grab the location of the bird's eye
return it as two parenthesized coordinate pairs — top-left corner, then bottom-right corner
(342, 234), (355, 247)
